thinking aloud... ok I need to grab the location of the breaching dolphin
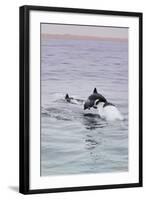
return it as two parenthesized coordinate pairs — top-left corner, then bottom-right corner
(84, 88), (107, 110)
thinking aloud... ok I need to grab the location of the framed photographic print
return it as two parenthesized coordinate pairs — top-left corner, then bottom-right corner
(19, 5), (143, 194)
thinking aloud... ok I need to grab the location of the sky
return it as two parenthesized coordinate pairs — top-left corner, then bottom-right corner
(41, 23), (128, 40)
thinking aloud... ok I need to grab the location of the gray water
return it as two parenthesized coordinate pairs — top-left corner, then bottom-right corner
(40, 38), (128, 176)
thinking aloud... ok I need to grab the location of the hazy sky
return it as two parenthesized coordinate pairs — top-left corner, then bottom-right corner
(41, 23), (128, 39)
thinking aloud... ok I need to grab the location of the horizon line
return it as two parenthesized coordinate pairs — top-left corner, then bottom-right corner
(41, 33), (128, 42)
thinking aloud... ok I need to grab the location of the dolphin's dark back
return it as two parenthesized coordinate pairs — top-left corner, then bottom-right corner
(88, 93), (107, 102)
(84, 88), (107, 110)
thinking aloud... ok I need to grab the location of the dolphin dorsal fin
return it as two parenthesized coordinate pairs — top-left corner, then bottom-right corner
(65, 94), (69, 99)
(93, 88), (98, 94)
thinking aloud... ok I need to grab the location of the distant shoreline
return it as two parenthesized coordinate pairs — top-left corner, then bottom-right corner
(41, 33), (128, 42)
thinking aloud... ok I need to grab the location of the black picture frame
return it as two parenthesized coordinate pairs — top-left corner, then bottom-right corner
(19, 5), (143, 194)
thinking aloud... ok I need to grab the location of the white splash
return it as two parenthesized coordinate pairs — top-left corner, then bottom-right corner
(97, 102), (124, 121)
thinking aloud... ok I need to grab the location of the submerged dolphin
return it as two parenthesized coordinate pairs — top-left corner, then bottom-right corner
(65, 94), (73, 102)
(84, 88), (107, 110)
(65, 94), (84, 104)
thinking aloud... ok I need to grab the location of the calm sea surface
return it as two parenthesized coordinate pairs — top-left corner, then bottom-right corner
(40, 38), (128, 176)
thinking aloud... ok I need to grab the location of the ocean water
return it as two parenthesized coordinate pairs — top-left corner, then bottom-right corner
(40, 37), (128, 176)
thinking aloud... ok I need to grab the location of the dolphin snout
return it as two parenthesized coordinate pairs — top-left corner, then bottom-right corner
(84, 101), (90, 110)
